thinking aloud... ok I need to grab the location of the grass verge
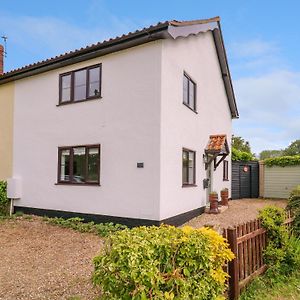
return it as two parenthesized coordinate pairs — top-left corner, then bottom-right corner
(240, 269), (300, 300)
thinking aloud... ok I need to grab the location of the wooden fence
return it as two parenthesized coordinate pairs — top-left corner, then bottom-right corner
(223, 211), (293, 300)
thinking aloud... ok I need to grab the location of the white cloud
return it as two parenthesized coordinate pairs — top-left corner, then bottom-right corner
(233, 70), (300, 153)
(228, 39), (288, 76)
(230, 39), (278, 58)
(230, 37), (300, 154)
(0, 10), (150, 70)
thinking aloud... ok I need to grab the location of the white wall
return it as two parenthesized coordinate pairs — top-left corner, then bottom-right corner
(159, 32), (232, 219)
(12, 33), (234, 222)
(13, 41), (162, 220)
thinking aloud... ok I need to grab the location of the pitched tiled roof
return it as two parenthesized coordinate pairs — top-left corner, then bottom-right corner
(206, 134), (229, 154)
(0, 16), (238, 118)
(0, 17), (219, 78)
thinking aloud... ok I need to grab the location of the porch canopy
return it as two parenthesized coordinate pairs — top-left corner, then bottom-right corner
(205, 134), (230, 170)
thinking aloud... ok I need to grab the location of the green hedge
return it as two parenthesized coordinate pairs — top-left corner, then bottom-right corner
(93, 225), (234, 300)
(259, 206), (300, 273)
(264, 155), (300, 167)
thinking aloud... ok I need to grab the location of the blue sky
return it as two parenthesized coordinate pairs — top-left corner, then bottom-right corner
(1, 0), (299, 154)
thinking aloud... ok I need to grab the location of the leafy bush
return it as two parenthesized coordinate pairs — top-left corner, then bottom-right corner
(241, 205), (300, 299)
(43, 217), (127, 237)
(259, 206), (287, 246)
(259, 206), (300, 273)
(231, 147), (254, 161)
(93, 225), (234, 300)
(264, 155), (300, 167)
(287, 185), (300, 236)
(0, 181), (9, 216)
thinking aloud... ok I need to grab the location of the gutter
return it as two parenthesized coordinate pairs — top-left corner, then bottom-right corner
(212, 26), (239, 119)
(0, 24), (169, 85)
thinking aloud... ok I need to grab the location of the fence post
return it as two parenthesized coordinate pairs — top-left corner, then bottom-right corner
(227, 227), (239, 300)
(259, 160), (265, 198)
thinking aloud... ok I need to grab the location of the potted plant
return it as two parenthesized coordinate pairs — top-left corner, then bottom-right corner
(209, 191), (219, 214)
(220, 188), (229, 206)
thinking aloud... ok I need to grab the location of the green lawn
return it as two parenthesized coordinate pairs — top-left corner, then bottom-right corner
(240, 271), (300, 300)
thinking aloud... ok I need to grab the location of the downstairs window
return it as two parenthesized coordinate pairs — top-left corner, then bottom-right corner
(182, 149), (196, 186)
(58, 144), (100, 185)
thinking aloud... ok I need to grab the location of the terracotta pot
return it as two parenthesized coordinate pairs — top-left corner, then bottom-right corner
(220, 190), (229, 206)
(209, 193), (219, 214)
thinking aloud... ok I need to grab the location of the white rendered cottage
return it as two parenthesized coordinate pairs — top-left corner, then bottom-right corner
(0, 17), (238, 226)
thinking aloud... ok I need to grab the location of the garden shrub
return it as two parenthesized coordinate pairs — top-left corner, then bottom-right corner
(259, 206), (300, 274)
(287, 185), (300, 236)
(92, 225), (234, 300)
(264, 155), (300, 167)
(231, 148), (254, 161)
(0, 181), (9, 216)
(43, 217), (127, 237)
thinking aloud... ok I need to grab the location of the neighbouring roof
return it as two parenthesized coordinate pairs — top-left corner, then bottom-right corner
(0, 17), (238, 118)
(205, 134), (230, 155)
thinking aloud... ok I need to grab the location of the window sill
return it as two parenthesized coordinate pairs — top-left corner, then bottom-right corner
(55, 182), (101, 186)
(57, 96), (102, 106)
(182, 184), (198, 188)
(183, 102), (198, 114)
(223, 179), (229, 182)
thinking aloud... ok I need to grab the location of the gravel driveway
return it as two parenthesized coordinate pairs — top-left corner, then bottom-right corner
(184, 198), (287, 229)
(0, 199), (288, 299)
(0, 216), (103, 300)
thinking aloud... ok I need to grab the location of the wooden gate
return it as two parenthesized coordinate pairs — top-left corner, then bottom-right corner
(232, 161), (259, 199)
(223, 211), (293, 299)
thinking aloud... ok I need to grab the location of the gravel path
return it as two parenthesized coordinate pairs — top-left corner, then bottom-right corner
(0, 216), (103, 300)
(185, 198), (287, 229)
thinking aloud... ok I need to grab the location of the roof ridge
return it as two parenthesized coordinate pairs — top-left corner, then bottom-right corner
(1, 20), (170, 77)
(0, 16), (224, 81)
(169, 16), (220, 26)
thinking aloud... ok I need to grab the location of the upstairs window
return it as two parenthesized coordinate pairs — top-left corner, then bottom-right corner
(58, 144), (100, 185)
(182, 148), (196, 186)
(59, 64), (101, 104)
(183, 73), (196, 112)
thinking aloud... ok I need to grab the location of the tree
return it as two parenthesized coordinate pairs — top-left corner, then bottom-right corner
(259, 149), (283, 160)
(232, 135), (252, 153)
(232, 148), (254, 161)
(283, 140), (300, 156)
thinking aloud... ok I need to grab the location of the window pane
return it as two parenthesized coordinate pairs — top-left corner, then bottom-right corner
(87, 147), (99, 182)
(183, 75), (189, 104)
(182, 150), (188, 183)
(73, 147), (86, 183)
(189, 81), (195, 110)
(88, 67), (100, 97)
(188, 151), (195, 184)
(61, 75), (71, 102)
(74, 70), (87, 101)
(60, 149), (70, 181)
(223, 160), (228, 180)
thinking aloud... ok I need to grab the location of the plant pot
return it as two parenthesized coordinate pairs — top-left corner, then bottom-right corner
(209, 193), (219, 214)
(220, 190), (229, 206)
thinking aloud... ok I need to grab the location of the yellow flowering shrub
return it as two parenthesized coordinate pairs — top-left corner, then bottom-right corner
(93, 225), (234, 299)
